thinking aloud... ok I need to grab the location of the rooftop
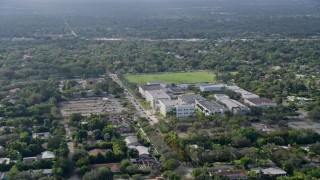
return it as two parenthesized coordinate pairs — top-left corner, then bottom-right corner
(179, 94), (206, 104)
(220, 98), (249, 109)
(245, 98), (276, 105)
(213, 170), (247, 177)
(41, 151), (55, 159)
(225, 85), (259, 99)
(139, 84), (164, 91)
(125, 136), (138, 145)
(252, 167), (287, 175)
(201, 83), (225, 87)
(145, 90), (171, 99)
(196, 100), (225, 112)
(159, 99), (180, 106)
(0, 158), (10, 164)
(129, 146), (149, 156)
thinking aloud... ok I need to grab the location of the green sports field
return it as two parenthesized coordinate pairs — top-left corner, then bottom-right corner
(124, 71), (216, 84)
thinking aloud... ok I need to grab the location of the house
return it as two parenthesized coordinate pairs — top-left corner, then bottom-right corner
(32, 132), (51, 140)
(138, 84), (165, 98)
(158, 99), (195, 118)
(215, 95), (251, 115)
(244, 98), (277, 108)
(196, 99), (228, 116)
(145, 90), (171, 109)
(125, 136), (138, 146)
(23, 157), (37, 163)
(252, 167), (287, 176)
(41, 151), (55, 159)
(211, 170), (247, 180)
(88, 149), (112, 156)
(0, 158), (10, 165)
(90, 163), (121, 173)
(199, 84), (226, 92)
(86, 90), (94, 97)
(131, 146), (150, 158)
(32, 169), (53, 177)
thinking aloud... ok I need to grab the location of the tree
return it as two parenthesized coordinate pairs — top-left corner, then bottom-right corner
(53, 157), (74, 178)
(127, 148), (139, 158)
(8, 166), (20, 180)
(235, 156), (251, 170)
(164, 159), (180, 171)
(120, 159), (131, 173)
(83, 167), (113, 180)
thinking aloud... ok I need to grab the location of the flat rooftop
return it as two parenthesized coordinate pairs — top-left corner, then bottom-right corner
(197, 100), (225, 111)
(220, 98), (248, 109)
(145, 90), (171, 99)
(179, 94), (206, 104)
(139, 84), (164, 91)
(159, 99), (179, 106)
(245, 98), (275, 105)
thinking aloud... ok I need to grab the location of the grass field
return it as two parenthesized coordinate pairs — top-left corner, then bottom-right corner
(124, 71), (216, 84)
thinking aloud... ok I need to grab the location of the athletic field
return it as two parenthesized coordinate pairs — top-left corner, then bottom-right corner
(124, 71), (216, 84)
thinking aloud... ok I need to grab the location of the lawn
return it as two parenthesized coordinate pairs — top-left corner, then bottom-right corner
(124, 71), (216, 84)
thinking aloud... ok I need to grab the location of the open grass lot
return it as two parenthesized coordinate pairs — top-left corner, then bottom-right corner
(124, 71), (216, 84)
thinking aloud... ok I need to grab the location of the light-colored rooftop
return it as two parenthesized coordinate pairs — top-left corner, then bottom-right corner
(197, 100), (225, 112)
(125, 136), (138, 145)
(252, 167), (287, 175)
(159, 99), (180, 106)
(245, 98), (276, 105)
(179, 94), (206, 104)
(220, 98), (249, 110)
(41, 151), (55, 159)
(145, 90), (171, 99)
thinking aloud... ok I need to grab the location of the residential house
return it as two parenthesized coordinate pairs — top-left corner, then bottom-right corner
(41, 151), (55, 159)
(124, 136), (139, 146)
(32, 132), (51, 140)
(23, 157), (37, 163)
(252, 167), (287, 177)
(0, 158), (10, 165)
(129, 146), (150, 158)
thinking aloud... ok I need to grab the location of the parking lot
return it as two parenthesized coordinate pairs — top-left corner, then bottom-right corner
(59, 97), (127, 117)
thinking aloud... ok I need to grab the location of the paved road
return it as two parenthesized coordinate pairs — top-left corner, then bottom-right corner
(109, 74), (159, 125)
(63, 120), (74, 158)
